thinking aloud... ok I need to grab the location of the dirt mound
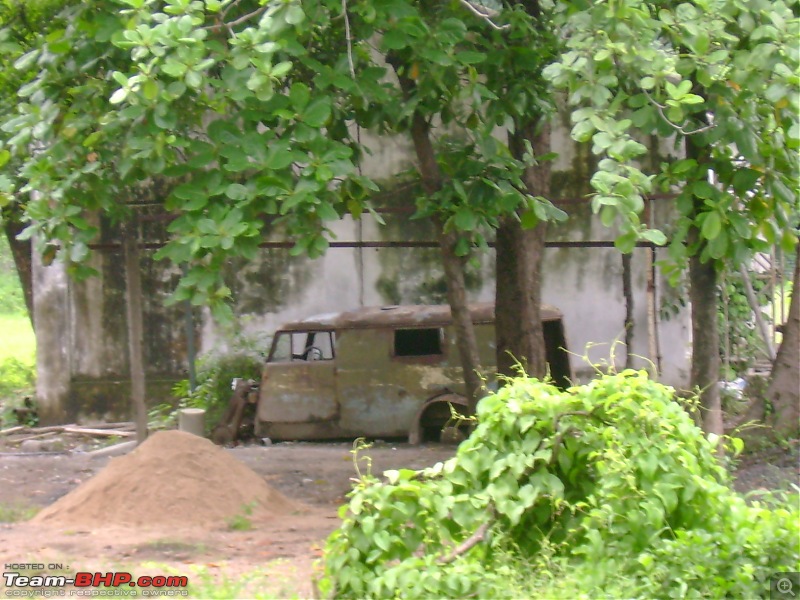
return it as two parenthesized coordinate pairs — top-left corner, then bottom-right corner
(33, 430), (296, 528)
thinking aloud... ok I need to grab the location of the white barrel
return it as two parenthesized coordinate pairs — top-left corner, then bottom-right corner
(178, 408), (206, 437)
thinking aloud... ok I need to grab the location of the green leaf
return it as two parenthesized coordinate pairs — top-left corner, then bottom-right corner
(681, 94), (704, 105)
(316, 202), (339, 221)
(285, 4), (305, 25)
(301, 98), (331, 128)
(109, 88), (129, 104)
(290, 82), (311, 111)
(264, 145), (295, 170)
(454, 208), (478, 231)
(14, 50), (40, 71)
(225, 183), (248, 200)
(732, 130), (758, 161)
(707, 227), (728, 258)
(640, 229), (667, 245)
(731, 168), (761, 196)
(520, 210), (539, 229)
(381, 29), (410, 51)
(271, 61), (292, 78)
(701, 211), (722, 240)
(615, 232), (637, 253)
(457, 51), (486, 65)
(185, 69), (202, 89)
(692, 180), (715, 200)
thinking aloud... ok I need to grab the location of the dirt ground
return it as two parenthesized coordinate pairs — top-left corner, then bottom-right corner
(0, 435), (797, 599)
(0, 437), (455, 598)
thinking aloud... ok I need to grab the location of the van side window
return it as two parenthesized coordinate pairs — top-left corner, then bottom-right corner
(394, 328), (443, 357)
(269, 331), (335, 362)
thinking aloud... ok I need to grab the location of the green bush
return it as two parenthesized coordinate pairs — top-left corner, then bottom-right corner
(0, 356), (35, 400)
(150, 337), (266, 434)
(319, 371), (800, 599)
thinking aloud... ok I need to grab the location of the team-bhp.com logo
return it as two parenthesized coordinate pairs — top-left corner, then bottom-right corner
(3, 569), (189, 597)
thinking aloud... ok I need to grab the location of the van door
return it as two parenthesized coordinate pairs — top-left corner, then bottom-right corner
(258, 330), (337, 423)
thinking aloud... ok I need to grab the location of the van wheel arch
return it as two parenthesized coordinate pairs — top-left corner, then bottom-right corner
(408, 393), (471, 445)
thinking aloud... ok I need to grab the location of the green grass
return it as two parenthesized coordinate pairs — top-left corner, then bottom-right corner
(0, 313), (36, 406)
(0, 313), (36, 364)
(0, 502), (40, 522)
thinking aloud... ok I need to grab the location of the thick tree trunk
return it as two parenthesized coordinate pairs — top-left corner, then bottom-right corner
(123, 218), (149, 444)
(3, 212), (35, 326)
(495, 122), (550, 381)
(495, 218), (547, 379)
(688, 228), (723, 438)
(765, 245), (799, 438)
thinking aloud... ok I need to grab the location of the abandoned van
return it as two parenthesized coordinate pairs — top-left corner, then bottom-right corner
(255, 303), (570, 443)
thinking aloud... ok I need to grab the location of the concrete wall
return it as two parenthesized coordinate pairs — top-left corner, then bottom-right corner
(32, 132), (691, 424)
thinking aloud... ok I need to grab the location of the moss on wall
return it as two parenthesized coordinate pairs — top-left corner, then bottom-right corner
(226, 250), (311, 316)
(67, 378), (180, 423)
(372, 182), (485, 305)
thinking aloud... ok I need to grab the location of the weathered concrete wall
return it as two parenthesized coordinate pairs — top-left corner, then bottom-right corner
(33, 127), (691, 423)
(34, 212), (195, 424)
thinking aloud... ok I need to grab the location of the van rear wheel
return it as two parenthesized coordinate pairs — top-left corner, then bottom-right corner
(409, 394), (471, 445)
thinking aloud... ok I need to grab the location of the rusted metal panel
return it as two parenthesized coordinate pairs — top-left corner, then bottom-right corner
(277, 302), (563, 333)
(257, 362), (337, 423)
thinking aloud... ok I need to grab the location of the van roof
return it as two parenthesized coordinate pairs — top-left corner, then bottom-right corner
(277, 302), (563, 332)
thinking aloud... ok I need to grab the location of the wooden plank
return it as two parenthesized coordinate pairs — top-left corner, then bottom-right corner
(10, 431), (58, 444)
(0, 426), (26, 436)
(61, 426), (135, 438)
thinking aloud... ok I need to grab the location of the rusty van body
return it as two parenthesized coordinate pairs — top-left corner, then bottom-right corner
(255, 303), (571, 443)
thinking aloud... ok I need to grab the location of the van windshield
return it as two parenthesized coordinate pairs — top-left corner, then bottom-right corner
(269, 331), (335, 362)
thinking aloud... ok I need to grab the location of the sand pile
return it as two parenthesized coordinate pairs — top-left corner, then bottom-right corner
(33, 430), (295, 527)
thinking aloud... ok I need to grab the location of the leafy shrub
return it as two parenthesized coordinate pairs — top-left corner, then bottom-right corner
(319, 371), (800, 599)
(150, 331), (267, 434)
(0, 357), (35, 401)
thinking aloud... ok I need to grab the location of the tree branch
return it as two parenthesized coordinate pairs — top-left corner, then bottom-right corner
(458, 0), (509, 30)
(342, 0), (356, 79)
(439, 514), (494, 564)
(642, 90), (715, 136)
(204, 5), (267, 32)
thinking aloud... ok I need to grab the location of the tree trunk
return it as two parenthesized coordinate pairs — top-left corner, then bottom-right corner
(437, 218), (485, 413)
(622, 252), (635, 369)
(123, 218), (149, 444)
(684, 135), (723, 439)
(765, 245), (799, 439)
(688, 228), (723, 438)
(405, 109), (483, 412)
(495, 218), (548, 380)
(495, 122), (551, 382)
(3, 212), (35, 326)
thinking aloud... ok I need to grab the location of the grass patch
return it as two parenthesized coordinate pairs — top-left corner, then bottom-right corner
(0, 313), (36, 412)
(135, 563), (301, 599)
(227, 502), (256, 531)
(0, 502), (40, 523)
(0, 313), (35, 365)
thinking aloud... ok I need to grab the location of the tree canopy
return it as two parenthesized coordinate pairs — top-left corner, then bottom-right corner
(0, 0), (566, 319)
(544, 0), (798, 263)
